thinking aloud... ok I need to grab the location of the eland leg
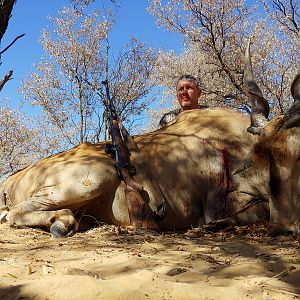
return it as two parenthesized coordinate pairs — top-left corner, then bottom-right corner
(5, 203), (78, 238)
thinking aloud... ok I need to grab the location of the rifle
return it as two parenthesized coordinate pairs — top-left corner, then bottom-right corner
(102, 79), (160, 231)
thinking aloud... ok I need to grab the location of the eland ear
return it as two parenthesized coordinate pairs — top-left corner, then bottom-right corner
(278, 71), (300, 131)
(243, 39), (270, 135)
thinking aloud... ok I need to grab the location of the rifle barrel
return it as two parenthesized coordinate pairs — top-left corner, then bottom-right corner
(102, 80), (120, 166)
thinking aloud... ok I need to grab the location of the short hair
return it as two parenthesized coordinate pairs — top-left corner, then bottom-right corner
(176, 74), (201, 90)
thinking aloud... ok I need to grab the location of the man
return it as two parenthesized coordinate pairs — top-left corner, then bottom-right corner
(159, 74), (207, 127)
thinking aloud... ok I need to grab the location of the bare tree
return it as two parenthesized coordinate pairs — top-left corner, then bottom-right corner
(148, 0), (299, 116)
(0, 106), (49, 179)
(263, 0), (299, 36)
(19, 5), (157, 149)
(148, 0), (256, 110)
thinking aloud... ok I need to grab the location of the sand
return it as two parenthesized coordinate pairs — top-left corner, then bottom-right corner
(0, 223), (299, 300)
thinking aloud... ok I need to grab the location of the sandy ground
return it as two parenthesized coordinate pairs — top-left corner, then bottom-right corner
(0, 223), (299, 300)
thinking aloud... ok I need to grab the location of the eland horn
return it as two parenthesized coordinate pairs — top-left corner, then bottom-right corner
(278, 70), (300, 131)
(243, 39), (270, 135)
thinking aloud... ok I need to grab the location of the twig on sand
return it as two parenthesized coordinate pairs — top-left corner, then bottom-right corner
(262, 285), (300, 298)
(272, 266), (296, 278)
(259, 266), (299, 298)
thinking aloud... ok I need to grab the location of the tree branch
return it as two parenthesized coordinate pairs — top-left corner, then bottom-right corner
(0, 69), (13, 91)
(0, 33), (25, 55)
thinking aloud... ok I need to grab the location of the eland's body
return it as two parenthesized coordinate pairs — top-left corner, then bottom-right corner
(1, 109), (270, 236)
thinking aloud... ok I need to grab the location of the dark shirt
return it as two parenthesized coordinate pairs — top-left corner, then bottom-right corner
(158, 105), (208, 128)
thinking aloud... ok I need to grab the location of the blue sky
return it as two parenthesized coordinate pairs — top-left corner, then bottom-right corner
(0, 0), (182, 109)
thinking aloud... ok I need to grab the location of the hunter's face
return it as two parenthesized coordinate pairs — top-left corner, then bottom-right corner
(176, 80), (201, 111)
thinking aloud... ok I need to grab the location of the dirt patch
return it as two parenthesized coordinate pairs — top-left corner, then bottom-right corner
(0, 223), (299, 300)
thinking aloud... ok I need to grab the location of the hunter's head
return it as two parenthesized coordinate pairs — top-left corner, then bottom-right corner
(176, 75), (201, 111)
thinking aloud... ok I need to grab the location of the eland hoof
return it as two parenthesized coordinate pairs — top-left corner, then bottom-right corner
(50, 219), (78, 238)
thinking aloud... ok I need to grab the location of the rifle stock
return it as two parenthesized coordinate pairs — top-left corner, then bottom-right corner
(122, 169), (160, 230)
(102, 80), (160, 231)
